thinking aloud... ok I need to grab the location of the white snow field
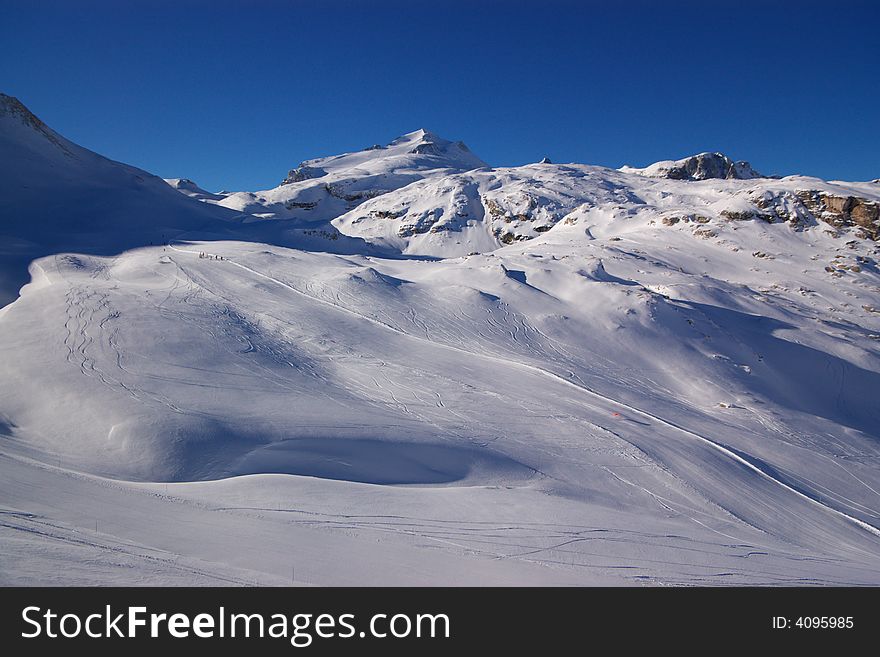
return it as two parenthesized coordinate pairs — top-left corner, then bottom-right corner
(2, 93), (880, 585)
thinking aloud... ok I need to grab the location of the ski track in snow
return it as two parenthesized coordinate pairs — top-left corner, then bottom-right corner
(168, 243), (880, 541)
(4, 102), (880, 584)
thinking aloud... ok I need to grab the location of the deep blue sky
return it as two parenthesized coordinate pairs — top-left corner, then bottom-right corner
(2, 0), (878, 190)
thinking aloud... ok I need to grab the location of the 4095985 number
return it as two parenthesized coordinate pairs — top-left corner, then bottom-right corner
(795, 617), (853, 629)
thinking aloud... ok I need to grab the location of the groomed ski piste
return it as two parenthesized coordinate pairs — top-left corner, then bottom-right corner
(2, 93), (880, 585)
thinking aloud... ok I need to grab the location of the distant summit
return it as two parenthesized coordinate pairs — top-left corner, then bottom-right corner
(280, 128), (486, 186)
(0, 93), (238, 305)
(620, 152), (762, 181)
(0, 93), (44, 130)
(211, 127), (489, 223)
(163, 178), (228, 202)
(0, 92), (75, 155)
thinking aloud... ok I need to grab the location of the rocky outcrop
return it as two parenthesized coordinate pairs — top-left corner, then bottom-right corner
(409, 141), (444, 156)
(720, 208), (774, 223)
(709, 190), (880, 240)
(281, 165), (327, 185)
(498, 232), (529, 244)
(623, 152), (762, 181)
(751, 191), (810, 226)
(662, 213), (711, 226)
(409, 139), (473, 158)
(660, 153), (761, 181)
(397, 209), (444, 237)
(795, 191), (880, 240)
(371, 209), (402, 220)
(284, 200), (318, 210)
(483, 195), (545, 224)
(324, 183), (384, 203)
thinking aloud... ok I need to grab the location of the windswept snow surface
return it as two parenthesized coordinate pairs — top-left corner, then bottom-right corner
(2, 96), (880, 585)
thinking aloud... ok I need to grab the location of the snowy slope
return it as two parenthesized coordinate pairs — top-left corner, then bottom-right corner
(0, 93), (242, 305)
(2, 96), (880, 585)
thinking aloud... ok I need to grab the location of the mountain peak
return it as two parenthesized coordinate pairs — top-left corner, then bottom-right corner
(621, 151), (762, 180)
(392, 129), (482, 163)
(279, 128), (487, 186)
(1, 93), (48, 133)
(0, 92), (76, 156)
(391, 128), (445, 146)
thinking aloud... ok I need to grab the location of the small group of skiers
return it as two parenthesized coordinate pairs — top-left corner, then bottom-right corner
(198, 252), (224, 261)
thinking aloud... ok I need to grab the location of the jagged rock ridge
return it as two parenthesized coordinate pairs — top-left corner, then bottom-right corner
(620, 152), (762, 180)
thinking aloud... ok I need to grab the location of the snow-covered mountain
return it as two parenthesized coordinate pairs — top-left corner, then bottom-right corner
(163, 177), (229, 202)
(0, 93), (240, 305)
(331, 159), (878, 258)
(167, 132), (877, 260)
(3, 95), (880, 586)
(212, 129), (487, 224)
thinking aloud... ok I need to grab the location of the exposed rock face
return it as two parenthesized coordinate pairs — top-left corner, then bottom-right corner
(284, 200), (318, 210)
(396, 208), (444, 237)
(704, 190), (880, 240)
(371, 209), (402, 220)
(484, 196), (536, 224)
(795, 191), (880, 240)
(324, 183), (383, 203)
(281, 164), (328, 185)
(662, 213), (711, 226)
(659, 153), (761, 181)
(409, 141), (443, 156)
(720, 208), (774, 223)
(409, 139), (472, 157)
(623, 152), (762, 181)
